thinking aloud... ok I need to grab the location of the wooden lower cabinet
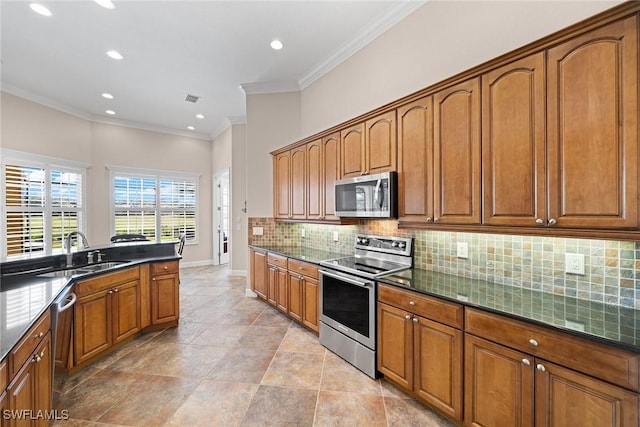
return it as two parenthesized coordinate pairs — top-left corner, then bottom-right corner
(268, 265), (288, 313)
(74, 268), (141, 366)
(378, 302), (463, 420)
(250, 249), (268, 300)
(6, 333), (52, 427)
(287, 273), (303, 322)
(1, 390), (7, 427)
(150, 261), (180, 326)
(301, 276), (319, 333)
(465, 334), (639, 427)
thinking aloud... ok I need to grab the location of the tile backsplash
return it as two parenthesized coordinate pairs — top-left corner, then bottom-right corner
(248, 218), (640, 309)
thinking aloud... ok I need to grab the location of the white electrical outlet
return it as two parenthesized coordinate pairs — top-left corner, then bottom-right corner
(333, 231), (339, 242)
(565, 253), (585, 275)
(565, 320), (586, 332)
(457, 242), (468, 259)
(301, 228), (305, 238)
(252, 226), (263, 236)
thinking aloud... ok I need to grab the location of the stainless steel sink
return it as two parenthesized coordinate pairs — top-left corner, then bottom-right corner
(37, 261), (130, 278)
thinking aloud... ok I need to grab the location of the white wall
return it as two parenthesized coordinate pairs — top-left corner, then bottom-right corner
(230, 124), (248, 273)
(1, 92), (213, 265)
(300, 0), (623, 137)
(245, 91), (301, 218)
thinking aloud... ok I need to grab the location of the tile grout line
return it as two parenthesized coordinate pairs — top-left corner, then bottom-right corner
(312, 347), (328, 426)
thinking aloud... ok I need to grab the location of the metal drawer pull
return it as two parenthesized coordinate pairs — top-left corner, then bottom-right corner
(522, 358), (531, 365)
(529, 339), (539, 347)
(405, 315), (411, 321)
(32, 349), (46, 363)
(412, 317), (418, 323)
(535, 218), (544, 225)
(548, 218), (557, 226)
(537, 364), (546, 372)
(409, 301), (415, 306)
(33, 332), (44, 340)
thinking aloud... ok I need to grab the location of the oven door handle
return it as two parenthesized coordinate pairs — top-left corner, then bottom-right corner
(319, 269), (374, 288)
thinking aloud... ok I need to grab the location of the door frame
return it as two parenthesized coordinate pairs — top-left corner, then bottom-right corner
(213, 169), (230, 265)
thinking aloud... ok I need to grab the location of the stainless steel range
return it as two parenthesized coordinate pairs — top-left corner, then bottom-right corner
(318, 234), (413, 378)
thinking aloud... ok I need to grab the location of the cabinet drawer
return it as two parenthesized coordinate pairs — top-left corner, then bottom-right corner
(151, 260), (179, 276)
(76, 266), (140, 296)
(466, 308), (640, 391)
(378, 284), (463, 329)
(0, 358), (6, 392)
(9, 310), (51, 378)
(287, 259), (318, 279)
(267, 253), (288, 269)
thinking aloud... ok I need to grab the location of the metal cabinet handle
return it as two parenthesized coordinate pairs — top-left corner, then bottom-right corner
(113, 288), (119, 293)
(412, 317), (418, 323)
(108, 290), (114, 294)
(433, 217), (438, 223)
(33, 332), (44, 340)
(32, 349), (46, 363)
(535, 218), (544, 225)
(405, 315), (411, 321)
(548, 218), (557, 226)
(537, 364), (546, 372)
(529, 339), (539, 347)
(409, 301), (415, 306)
(152, 278), (156, 281)
(426, 217), (432, 223)
(522, 358), (531, 365)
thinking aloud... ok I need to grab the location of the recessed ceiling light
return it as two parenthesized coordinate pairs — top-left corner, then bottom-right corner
(196, 114), (204, 119)
(106, 50), (123, 60)
(105, 110), (116, 115)
(270, 39), (283, 50)
(102, 93), (114, 99)
(30, 3), (52, 16)
(187, 126), (195, 131)
(95, 0), (115, 9)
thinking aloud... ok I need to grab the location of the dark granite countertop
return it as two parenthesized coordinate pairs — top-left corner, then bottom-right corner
(249, 244), (347, 265)
(0, 243), (180, 362)
(378, 268), (640, 353)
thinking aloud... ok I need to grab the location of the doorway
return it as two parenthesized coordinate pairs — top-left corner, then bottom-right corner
(213, 169), (230, 265)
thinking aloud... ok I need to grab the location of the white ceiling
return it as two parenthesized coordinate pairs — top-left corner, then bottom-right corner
(1, 0), (424, 140)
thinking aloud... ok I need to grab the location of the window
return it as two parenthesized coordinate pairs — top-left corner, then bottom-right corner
(1, 151), (86, 260)
(111, 168), (197, 243)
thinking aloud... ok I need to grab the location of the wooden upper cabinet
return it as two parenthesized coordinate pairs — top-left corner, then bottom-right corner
(290, 146), (306, 219)
(306, 139), (322, 220)
(434, 78), (481, 225)
(322, 133), (341, 220)
(341, 123), (365, 177)
(482, 53), (546, 227)
(274, 151), (290, 219)
(397, 96), (434, 223)
(547, 16), (638, 229)
(366, 110), (397, 175)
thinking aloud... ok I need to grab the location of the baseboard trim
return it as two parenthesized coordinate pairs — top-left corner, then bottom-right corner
(229, 270), (247, 276)
(179, 259), (214, 268)
(245, 289), (258, 298)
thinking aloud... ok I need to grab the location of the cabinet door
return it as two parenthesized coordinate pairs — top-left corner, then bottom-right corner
(7, 362), (32, 427)
(274, 151), (291, 219)
(151, 273), (179, 325)
(465, 334), (534, 427)
(302, 276), (318, 333)
(267, 265), (278, 306)
(275, 268), (288, 313)
(112, 280), (141, 345)
(414, 316), (463, 420)
(75, 290), (112, 365)
(547, 16), (638, 229)
(341, 123), (365, 177)
(534, 360), (639, 427)
(377, 303), (413, 390)
(0, 391), (6, 427)
(397, 96), (434, 223)
(322, 133), (341, 220)
(434, 78), (481, 225)
(33, 334), (51, 427)
(290, 146), (306, 219)
(306, 139), (322, 220)
(251, 250), (268, 300)
(366, 111), (397, 175)
(482, 53), (546, 226)
(287, 273), (303, 322)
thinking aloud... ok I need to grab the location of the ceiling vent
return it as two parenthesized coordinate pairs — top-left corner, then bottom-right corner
(185, 94), (200, 103)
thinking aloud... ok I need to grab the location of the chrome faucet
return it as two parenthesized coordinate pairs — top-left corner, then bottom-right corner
(65, 231), (89, 266)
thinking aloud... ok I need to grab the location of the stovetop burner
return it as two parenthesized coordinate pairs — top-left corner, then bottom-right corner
(320, 235), (413, 278)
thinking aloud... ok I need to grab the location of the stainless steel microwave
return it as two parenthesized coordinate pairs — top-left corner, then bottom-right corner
(334, 171), (397, 218)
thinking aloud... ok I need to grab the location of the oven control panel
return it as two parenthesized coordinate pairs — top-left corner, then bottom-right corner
(354, 235), (412, 257)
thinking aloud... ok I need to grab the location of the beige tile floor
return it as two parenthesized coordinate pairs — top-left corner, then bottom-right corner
(54, 265), (458, 426)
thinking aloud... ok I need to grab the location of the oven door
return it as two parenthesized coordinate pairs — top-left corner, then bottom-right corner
(319, 268), (376, 350)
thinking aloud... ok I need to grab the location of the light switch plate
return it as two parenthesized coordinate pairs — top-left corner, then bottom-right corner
(456, 242), (468, 259)
(333, 231), (339, 242)
(252, 226), (264, 236)
(301, 228), (305, 238)
(565, 253), (585, 275)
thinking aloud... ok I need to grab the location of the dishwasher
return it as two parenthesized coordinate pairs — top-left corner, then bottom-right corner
(50, 285), (76, 409)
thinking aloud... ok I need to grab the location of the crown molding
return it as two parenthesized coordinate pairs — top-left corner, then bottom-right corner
(298, 0), (427, 90)
(210, 115), (247, 140)
(228, 115), (246, 125)
(240, 81), (300, 95)
(2, 83), (93, 121)
(90, 115), (212, 141)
